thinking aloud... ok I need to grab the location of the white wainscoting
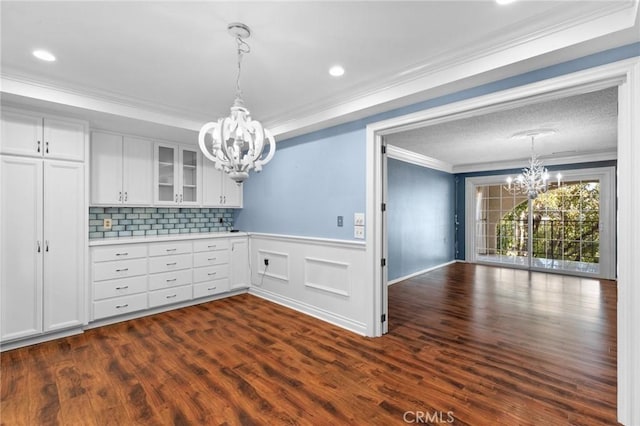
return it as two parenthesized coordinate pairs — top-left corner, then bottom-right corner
(249, 233), (368, 335)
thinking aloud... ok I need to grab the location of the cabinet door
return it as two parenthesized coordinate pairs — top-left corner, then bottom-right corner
(155, 143), (177, 204)
(43, 160), (84, 332)
(43, 117), (86, 161)
(91, 132), (123, 205)
(0, 109), (43, 158)
(230, 237), (249, 290)
(0, 156), (43, 341)
(222, 174), (243, 207)
(180, 147), (200, 205)
(202, 159), (224, 207)
(123, 137), (152, 205)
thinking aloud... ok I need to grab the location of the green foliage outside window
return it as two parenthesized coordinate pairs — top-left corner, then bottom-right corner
(496, 182), (600, 263)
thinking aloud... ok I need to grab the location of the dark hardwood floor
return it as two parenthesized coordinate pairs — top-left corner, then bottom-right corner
(1, 263), (617, 425)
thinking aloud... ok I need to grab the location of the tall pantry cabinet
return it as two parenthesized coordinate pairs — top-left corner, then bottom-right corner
(0, 107), (88, 345)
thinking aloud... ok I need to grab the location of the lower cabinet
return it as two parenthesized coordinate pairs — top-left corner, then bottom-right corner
(90, 235), (249, 322)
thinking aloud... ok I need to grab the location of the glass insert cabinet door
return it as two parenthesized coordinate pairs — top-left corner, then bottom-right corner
(181, 149), (198, 203)
(157, 145), (175, 203)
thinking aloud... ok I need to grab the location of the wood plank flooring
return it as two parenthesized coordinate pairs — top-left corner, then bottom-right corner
(1, 263), (617, 425)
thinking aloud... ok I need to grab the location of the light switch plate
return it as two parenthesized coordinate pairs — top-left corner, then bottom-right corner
(337, 216), (344, 227)
(354, 213), (365, 226)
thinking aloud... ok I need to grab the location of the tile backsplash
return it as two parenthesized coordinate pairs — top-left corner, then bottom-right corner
(89, 207), (235, 239)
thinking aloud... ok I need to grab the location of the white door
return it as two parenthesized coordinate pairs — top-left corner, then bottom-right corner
(43, 117), (85, 162)
(0, 156), (43, 340)
(43, 160), (84, 331)
(180, 147), (200, 205)
(91, 132), (123, 205)
(230, 238), (249, 290)
(155, 143), (177, 204)
(123, 137), (152, 205)
(0, 109), (43, 158)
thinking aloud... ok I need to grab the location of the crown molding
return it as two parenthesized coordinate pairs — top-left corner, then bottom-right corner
(386, 145), (453, 174)
(452, 149), (618, 174)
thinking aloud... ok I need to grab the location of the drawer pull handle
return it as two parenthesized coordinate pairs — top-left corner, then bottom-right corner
(116, 252), (128, 256)
(166, 262), (177, 266)
(116, 304), (129, 309)
(166, 278), (177, 282)
(116, 268), (129, 272)
(208, 287), (217, 291)
(208, 245), (217, 248)
(208, 257), (216, 261)
(208, 272), (217, 276)
(166, 248), (177, 252)
(115, 286), (129, 290)
(166, 294), (177, 299)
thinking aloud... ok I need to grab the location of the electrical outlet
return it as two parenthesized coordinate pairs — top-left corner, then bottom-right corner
(354, 213), (365, 226)
(103, 218), (112, 230)
(354, 225), (365, 239)
(264, 258), (269, 266)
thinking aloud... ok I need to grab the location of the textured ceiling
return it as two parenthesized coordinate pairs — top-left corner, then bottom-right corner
(385, 87), (618, 170)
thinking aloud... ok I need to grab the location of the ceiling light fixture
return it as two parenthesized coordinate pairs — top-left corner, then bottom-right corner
(505, 129), (561, 200)
(329, 65), (345, 77)
(198, 23), (276, 184)
(496, 0), (518, 5)
(33, 49), (56, 62)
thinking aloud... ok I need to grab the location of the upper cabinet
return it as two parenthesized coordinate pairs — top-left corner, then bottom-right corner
(202, 160), (243, 208)
(154, 142), (201, 206)
(1, 108), (85, 162)
(91, 131), (152, 205)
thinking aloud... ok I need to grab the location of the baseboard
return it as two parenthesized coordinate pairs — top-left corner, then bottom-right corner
(249, 286), (368, 336)
(1, 327), (84, 352)
(388, 260), (458, 285)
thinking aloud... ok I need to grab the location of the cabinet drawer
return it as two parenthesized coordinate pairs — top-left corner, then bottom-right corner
(193, 238), (229, 252)
(193, 250), (229, 268)
(93, 275), (147, 301)
(92, 244), (147, 262)
(149, 269), (192, 291)
(148, 241), (192, 257)
(193, 264), (229, 283)
(148, 253), (192, 274)
(93, 258), (147, 282)
(93, 293), (147, 320)
(148, 285), (192, 308)
(193, 279), (229, 299)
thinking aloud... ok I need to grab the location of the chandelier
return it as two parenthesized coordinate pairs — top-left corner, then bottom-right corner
(198, 23), (276, 184)
(505, 129), (561, 200)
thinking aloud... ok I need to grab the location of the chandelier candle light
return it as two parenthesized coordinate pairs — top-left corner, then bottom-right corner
(198, 23), (276, 184)
(505, 129), (562, 200)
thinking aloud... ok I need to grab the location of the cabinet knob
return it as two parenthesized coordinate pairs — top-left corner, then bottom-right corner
(119, 191), (122, 202)
(115, 286), (129, 290)
(124, 191), (128, 202)
(175, 193), (178, 202)
(45, 240), (49, 252)
(37, 140), (41, 153)
(180, 194), (183, 203)
(115, 304), (129, 309)
(37, 241), (41, 253)
(166, 294), (177, 299)
(45, 141), (49, 154)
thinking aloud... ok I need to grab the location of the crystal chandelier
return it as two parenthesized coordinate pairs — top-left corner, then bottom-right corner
(198, 23), (276, 184)
(505, 130), (561, 200)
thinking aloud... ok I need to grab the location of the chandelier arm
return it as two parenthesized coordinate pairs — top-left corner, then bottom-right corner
(198, 122), (220, 164)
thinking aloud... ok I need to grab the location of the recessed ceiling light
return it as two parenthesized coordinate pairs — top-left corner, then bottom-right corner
(329, 65), (345, 77)
(33, 49), (56, 62)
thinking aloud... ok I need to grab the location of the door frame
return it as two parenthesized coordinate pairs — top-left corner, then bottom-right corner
(365, 57), (640, 424)
(464, 166), (616, 279)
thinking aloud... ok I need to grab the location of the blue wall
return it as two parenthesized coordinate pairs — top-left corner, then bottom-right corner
(387, 159), (455, 281)
(235, 42), (638, 240)
(454, 160), (617, 260)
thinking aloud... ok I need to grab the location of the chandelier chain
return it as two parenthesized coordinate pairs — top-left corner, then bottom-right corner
(235, 37), (250, 99)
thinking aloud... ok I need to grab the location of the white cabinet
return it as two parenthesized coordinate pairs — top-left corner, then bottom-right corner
(0, 156), (85, 341)
(91, 131), (152, 205)
(154, 143), (201, 206)
(230, 237), (249, 290)
(202, 160), (243, 207)
(1, 108), (85, 161)
(193, 238), (230, 298)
